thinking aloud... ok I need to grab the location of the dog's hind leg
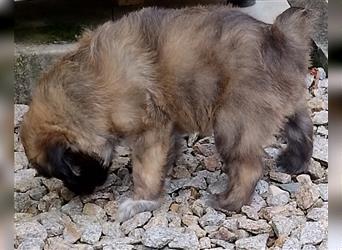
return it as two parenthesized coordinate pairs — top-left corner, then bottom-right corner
(277, 107), (313, 174)
(211, 107), (264, 211)
(117, 124), (176, 222)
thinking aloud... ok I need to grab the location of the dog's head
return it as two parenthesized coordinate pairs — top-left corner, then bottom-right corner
(20, 108), (113, 194)
(20, 103), (115, 195)
(20, 62), (115, 195)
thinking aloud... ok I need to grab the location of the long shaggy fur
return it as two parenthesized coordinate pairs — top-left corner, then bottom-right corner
(21, 6), (314, 220)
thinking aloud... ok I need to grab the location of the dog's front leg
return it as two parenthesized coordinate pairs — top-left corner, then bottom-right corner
(117, 124), (176, 221)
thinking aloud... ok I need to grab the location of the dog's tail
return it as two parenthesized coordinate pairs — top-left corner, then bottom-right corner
(272, 7), (316, 48)
(277, 107), (313, 174)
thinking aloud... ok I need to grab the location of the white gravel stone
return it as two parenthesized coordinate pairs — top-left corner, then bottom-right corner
(237, 217), (272, 234)
(235, 233), (269, 250)
(191, 199), (205, 217)
(187, 132), (199, 147)
(121, 211), (152, 234)
(95, 236), (138, 249)
(14, 152), (28, 171)
(28, 186), (48, 201)
(271, 215), (302, 237)
(308, 159), (326, 179)
(144, 214), (168, 229)
(277, 183), (300, 195)
(168, 229), (199, 250)
(42, 178), (64, 192)
(249, 192), (267, 211)
(199, 237), (211, 249)
(300, 222), (326, 245)
(313, 136), (328, 163)
(317, 126), (328, 136)
(259, 202), (304, 221)
(14, 104), (29, 127)
(267, 185), (290, 206)
(302, 244), (317, 250)
(318, 183), (328, 201)
(17, 238), (44, 250)
(14, 133), (25, 152)
(307, 207), (328, 222)
(15, 169), (39, 192)
(241, 205), (259, 220)
(83, 203), (107, 221)
(295, 175), (320, 210)
(61, 198), (83, 217)
(211, 239), (235, 249)
(73, 215), (102, 244)
(14, 192), (32, 213)
(318, 78), (328, 89)
(255, 180), (269, 197)
(317, 67), (327, 80)
(282, 237), (301, 250)
(102, 222), (125, 238)
(269, 171), (291, 184)
(129, 228), (145, 242)
(312, 111), (328, 125)
(264, 147), (281, 159)
(318, 240), (328, 250)
(63, 221), (81, 243)
(222, 217), (239, 231)
(15, 221), (48, 246)
(199, 208), (226, 227)
(208, 174), (227, 194)
(184, 175), (207, 190)
(38, 212), (65, 237)
(142, 226), (181, 248)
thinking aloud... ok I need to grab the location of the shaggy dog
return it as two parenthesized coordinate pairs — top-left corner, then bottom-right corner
(20, 6), (314, 221)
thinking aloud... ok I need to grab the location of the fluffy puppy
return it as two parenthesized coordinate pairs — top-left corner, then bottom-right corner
(20, 6), (314, 221)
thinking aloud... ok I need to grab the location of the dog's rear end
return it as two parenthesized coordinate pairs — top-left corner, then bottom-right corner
(206, 7), (315, 211)
(272, 7), (315, 174)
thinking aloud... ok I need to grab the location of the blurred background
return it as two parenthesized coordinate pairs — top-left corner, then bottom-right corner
(328, 1), (342, 249)
(0, 0), (13, 249)
(0, 0), (340, 249)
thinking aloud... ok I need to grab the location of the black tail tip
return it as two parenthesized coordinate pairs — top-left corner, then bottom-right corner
(276, 151), (310, 175)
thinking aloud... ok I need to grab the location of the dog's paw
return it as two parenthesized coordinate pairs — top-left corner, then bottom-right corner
(116, 198), (160, 222)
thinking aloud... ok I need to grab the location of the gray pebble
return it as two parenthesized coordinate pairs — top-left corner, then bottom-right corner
(14, 104), (29, 128)
(295, 175), (320, 210)
(312, 111), (328, 125)
(121, 211), (152, 234)
(267, 185), (290, 206)
(168, 229), (199, 250)
(313, 136), (328, 163)
(300, 222), (327, 245)
(317, 184), (328, 201)
(15, 169), (39, 192)
(235, 233), (269, 250)
(142, 226), (181, 248)
(269, 171), (291, 184)
(17, 238), (44, 250)
(199, 208), (226, 227)
(237, 216), (272, 234)
(15, 221), (48, 246)
(282, 237), (301, 250)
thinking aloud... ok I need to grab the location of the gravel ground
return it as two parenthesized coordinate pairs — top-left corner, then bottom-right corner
(14, 69), (328, 250)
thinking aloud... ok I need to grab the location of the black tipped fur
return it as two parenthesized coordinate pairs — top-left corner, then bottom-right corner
(277, 108), (313, 174)
(45, 144), (108, 194)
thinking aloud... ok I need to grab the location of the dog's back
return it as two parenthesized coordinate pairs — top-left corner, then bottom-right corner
(143, 6), (313, 136)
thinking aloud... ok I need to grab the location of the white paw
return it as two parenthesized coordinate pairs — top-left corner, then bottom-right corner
(116, 198), (160, 222)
